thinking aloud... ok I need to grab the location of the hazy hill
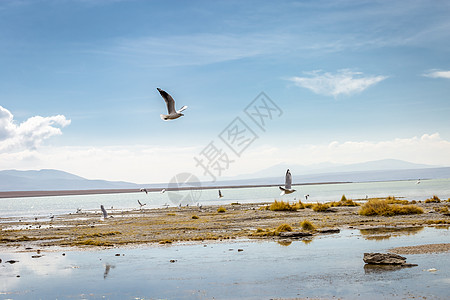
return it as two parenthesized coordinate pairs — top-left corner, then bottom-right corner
(0, 159), (449, 192)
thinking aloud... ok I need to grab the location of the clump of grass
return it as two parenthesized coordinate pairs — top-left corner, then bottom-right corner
(341, 194), (347, 202)
(300, 220), (316, 231)
(425, 195), (441, 203)
(438, 206), (449, 214)
(230, 202), (241, 205)
(312, 202), (330, 212)
(330, 195), (360, 207)
(269, 200), (297, 211)
(304, 203), (314, 209)
(159, 239), (172, 244)
(385, 196), (409, 205)
(76, 239), (113, 246)
(217, 207), (226, 213)
(167, 213), (176, 216)
(192, 215), (199, 219)
(359, 199), (423, 216)
(275, 224), (292, 235)
(297, 200), (305, 209)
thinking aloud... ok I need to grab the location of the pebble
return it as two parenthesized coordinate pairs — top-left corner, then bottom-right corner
(170, 259), (177, 263)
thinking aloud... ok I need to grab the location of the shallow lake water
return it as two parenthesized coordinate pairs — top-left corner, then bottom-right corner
(1, 227), (449, 299)
(1, 178), (450, 220)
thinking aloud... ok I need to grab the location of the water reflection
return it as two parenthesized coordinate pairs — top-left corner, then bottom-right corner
(277, 240), (292, 247)
(103, 264), (115, 279)
(363, 264), (416, 274)
(360, 226), (423, 241)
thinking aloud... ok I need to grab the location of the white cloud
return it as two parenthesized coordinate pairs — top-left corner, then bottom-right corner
(0, 106), (71, 152)
(3, 133), (449, 184)
(423, 70), (450, 79)
(289, 69), (388, 97)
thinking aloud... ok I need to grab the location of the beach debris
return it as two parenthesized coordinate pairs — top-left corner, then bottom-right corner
(279, 231), (313, 238)
(100, 205), (108, 219)
(363, 253), (417, 267)
(76, 208), (82, 213)
(157, 88), (187, 121)
(218, 189), (223, 198)
(170, 259), (177, 263)
(279, 169), (296, 196)
(238, 249), (244, 252)
(140, 188), (148, 194)
(31, 255), (42, 259)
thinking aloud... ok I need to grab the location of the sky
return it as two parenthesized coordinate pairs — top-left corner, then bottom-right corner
(1, 0), (450, 184)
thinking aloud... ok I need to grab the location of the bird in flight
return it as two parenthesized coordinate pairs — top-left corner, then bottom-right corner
(218, 189), (224, 198)
(157, 88), (187, 121)
(279, 169), (296, 195)
(140, 188), (148, 194)
(138, 199), (146, 209)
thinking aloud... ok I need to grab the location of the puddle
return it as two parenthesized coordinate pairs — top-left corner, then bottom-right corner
(0, 227), (449, 299)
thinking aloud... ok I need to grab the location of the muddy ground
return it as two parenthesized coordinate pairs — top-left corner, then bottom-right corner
(1, 201), (449, 251)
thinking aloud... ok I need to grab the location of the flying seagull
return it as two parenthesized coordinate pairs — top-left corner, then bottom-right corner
(140, 188), (148, 194)
(138, 200), (146, 209)
(157, 88), (187, 121)
(279, 169), (296, 196)
(161, 188), (166, 194)
(218, 189), (223, 198)
(100, 205), (108, 219)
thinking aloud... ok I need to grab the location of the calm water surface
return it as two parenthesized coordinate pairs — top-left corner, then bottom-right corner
(1, 178), (449, 219)
(1, 227), (449, 299)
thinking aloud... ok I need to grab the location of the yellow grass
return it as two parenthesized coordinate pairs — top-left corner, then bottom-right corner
(312, 202), (330, 212)
(359, 199), (424, 216)
(300, 220), (316, 231)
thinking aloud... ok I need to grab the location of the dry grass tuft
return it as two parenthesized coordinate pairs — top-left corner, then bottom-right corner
(359, 199), (423, 216)
(425, 195), (441, 203)
(269, 200), (297, 211)
(275, 223), (293, 235)
(217, 207), (226, 213)
(192, 215), (199, 219)
(300, 220), (316, 231)
(312, 202), (330, 212)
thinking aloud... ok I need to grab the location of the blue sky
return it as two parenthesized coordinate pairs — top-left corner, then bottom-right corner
(1, 0), (450, 183)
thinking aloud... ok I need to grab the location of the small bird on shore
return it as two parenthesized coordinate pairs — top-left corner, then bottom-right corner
(279, 169), (296, 195)
(157, 88), (187, 121)
(218, 189), (223, 198)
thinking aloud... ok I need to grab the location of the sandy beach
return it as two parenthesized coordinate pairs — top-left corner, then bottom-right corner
(1, 200), (449, 250)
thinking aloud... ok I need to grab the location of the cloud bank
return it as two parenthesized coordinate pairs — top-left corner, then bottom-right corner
(0, 106), (71, 152)
(423, 70), (450, 79)
(289, 69), (387, 97)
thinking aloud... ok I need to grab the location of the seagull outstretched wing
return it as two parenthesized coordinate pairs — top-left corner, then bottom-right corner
(157, 88), (176, 114)
(285, 169), (292, 190)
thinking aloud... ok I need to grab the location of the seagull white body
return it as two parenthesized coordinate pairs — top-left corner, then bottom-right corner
(161, 188), (166, 194)
(279, 169), (296, 196)
(157, 88), (187, 121)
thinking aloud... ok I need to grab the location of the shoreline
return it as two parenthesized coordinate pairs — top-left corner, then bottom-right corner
(1, 200), (449, 251)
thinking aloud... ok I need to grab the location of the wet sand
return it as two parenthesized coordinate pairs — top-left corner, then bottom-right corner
(1, 201), (449, 250)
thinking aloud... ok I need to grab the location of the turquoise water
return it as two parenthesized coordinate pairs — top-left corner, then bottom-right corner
(0, 178), (449, 219)
(1, 227), (449, 299)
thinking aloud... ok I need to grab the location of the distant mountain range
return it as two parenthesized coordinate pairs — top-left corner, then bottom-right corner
(1, 159), (449, 192)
